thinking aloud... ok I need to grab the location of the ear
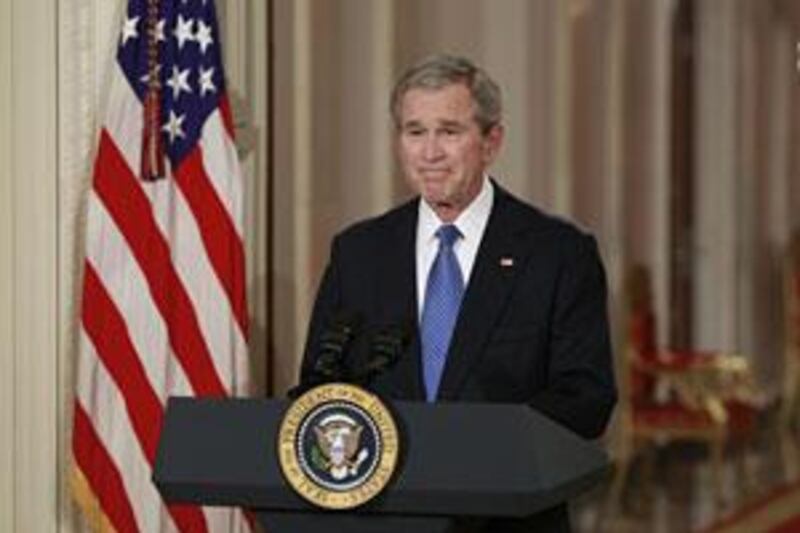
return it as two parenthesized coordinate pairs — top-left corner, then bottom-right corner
(482, 124), (504, 164)
(391, 130), (403, 166)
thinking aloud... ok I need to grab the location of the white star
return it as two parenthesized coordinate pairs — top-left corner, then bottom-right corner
(121, 15), (139, 46)
(162, 110), (186, 143)
(140, 64), (162, 87)
(198, 66), (216, 97)
(195, 20), (214, 54)
(166, 66), (192, 101)
(154, 18), (166, 42)
(173, 14), (195, 50)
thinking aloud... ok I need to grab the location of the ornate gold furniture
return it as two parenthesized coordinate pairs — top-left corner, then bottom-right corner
(609, 264), (758, 513)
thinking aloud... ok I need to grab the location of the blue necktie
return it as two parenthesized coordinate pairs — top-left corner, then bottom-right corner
(421, 224), (464, 401)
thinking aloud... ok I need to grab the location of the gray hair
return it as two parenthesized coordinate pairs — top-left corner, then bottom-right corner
(390, 54), (502, 135)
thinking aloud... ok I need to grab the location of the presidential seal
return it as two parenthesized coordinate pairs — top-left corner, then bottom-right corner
(277, 383), (400, 510)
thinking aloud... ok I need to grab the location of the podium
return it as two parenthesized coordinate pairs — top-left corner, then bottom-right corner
(154, 396), (610, 532)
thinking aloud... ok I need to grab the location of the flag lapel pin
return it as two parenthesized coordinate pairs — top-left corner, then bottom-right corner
(499, 257), (514, 268)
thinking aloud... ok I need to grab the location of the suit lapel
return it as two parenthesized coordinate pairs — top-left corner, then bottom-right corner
(437, 187), (532, 400)
(375, 200), (426, 400)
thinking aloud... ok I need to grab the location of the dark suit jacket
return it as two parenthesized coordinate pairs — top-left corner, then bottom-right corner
(299, 184), (617, 532)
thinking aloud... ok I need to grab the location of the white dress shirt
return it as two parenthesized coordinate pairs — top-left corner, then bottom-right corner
(416, 175), (494, 318)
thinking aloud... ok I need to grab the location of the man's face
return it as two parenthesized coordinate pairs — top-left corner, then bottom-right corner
(396, 83), (503, 222)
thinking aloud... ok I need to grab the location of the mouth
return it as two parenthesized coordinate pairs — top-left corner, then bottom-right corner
(420, 168), (450, 179)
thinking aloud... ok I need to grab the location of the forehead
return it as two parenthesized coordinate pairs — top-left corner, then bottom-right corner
(399, 83), (476, 124)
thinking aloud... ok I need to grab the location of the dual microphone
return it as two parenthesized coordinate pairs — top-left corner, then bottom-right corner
(290, 312), (412, 398)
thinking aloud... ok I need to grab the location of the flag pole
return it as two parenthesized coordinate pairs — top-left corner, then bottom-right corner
(141, 0), (165, 181)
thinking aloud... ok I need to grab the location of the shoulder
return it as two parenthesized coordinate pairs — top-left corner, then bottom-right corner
(494, 184), (596, 248)
(330, 197), (418, 250)
(493, 185), (606, 290)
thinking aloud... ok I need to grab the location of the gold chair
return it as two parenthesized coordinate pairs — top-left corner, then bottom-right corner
(609, 264), (759, 514)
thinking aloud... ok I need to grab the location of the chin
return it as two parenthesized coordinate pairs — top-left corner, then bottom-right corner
(420, 181), (449, 196)
(422, 191), (451, 206)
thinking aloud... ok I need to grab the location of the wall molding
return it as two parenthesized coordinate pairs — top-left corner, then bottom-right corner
(0, 0), (16, 529)
(1, 0), (60, 531)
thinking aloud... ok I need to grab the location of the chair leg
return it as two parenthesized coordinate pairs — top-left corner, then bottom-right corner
(642, 444), (657, 484)
(780, 425), (799, 482)
(734, 440), (757, 501)
(710, 438), (725, 510)
(606, 454), (631, 518)
(781, 361), (800, 429)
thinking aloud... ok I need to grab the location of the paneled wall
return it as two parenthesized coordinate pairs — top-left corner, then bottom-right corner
(0, 2), (11, 526)
(694, 0), (797, 384)
(0, 0), (269, 530)
(1, 0), (59, 531)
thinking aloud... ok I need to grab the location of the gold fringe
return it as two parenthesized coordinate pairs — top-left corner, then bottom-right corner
(70, 463), (118, 533)
(71, 458), (262, 533)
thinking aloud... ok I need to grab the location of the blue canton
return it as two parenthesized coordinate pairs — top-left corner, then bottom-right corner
(117, 0), (226, 167)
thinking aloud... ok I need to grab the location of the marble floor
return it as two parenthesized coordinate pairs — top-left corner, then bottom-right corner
(573, 410), (800, 532)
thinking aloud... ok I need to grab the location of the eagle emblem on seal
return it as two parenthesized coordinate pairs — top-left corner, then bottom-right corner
(278, 383), (399, 509)
(311, 414), (370, 480)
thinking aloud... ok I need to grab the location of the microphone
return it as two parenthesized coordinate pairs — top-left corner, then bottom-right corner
(356, 320), (413, 386)
(289, 311), (361, 398)
(312, 311), (361, 382)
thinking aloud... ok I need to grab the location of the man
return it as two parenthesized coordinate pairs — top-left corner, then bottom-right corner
(298, 54), (616, 532)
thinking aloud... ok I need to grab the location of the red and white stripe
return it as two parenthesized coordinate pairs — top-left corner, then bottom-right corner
(72, 55), (250, 532)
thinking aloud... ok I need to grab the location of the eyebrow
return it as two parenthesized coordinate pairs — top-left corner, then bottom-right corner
(438, 120), (466, 129)
(401, 119), (469, 130)
(401, 120), (424, 129)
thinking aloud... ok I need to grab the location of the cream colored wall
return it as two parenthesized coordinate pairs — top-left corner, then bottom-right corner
(696, 0), (739, 352)
(694, 0), (796, 385)
(217, 0), (272, 395)
(0, 0), (270, 530)
(1, 3), (14, 531)
(0, 0), (59, 531)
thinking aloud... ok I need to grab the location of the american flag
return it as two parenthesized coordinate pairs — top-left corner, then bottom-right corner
(71, 0), (250, 531)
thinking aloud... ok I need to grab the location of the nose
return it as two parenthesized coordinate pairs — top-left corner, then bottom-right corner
(422, 134), (444, 161)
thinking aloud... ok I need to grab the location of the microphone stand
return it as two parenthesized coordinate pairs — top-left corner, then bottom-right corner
(356, 321), (412, 389)
(288, 312), (360, 398)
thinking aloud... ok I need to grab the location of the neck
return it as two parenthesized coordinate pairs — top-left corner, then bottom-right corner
(431, 203), (461, 223)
